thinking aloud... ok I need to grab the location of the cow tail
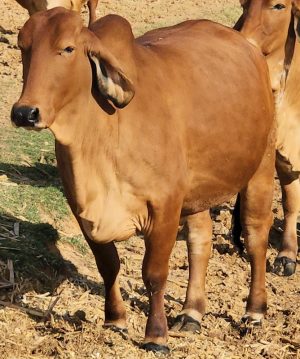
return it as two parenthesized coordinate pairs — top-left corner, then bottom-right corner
(232, 193), (244, 253)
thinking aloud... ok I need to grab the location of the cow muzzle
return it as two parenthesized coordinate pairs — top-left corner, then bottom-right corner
(11, 104), (40, 128)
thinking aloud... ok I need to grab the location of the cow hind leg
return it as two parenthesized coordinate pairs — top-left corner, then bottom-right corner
(240, 147), (275, 324)
(274, 163), (299, 276)
(171, 210), (212, 333)
(87, 240), (127, 331)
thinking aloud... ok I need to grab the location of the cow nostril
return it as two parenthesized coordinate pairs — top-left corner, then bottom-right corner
(11, 105), (40, 127)
(28, 107), (39, 123)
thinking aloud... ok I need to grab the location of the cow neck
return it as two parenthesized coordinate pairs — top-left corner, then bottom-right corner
(274, 15), (296, 105)
(52, 94), (121, 213)
(50, 94), (119, 165)
(280, 39), (300, 108)
(266, 47), (286, 96)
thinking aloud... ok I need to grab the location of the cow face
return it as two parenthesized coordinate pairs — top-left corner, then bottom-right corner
(236, 0), (300, 90)
(11, 8), (135, 130)
(239, 0), (292, 55)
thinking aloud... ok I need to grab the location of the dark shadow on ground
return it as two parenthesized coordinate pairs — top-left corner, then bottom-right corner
(0, 161), (62, 189)
(0, 212), (102, 300)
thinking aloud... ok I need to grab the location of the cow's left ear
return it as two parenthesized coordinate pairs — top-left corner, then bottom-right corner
(89, 51), (135, 108)
(83, 28), (135, 108)
(292, 0), (300, 41)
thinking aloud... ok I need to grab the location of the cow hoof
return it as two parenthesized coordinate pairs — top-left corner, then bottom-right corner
(273, 256), (296, 276)
(171, 314), (201, 333)
(241, 315), (262, 327)
(141, 342), (170, 354)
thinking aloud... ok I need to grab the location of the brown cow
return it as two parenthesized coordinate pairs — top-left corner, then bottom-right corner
(235, 0), (300, 276)
(11, 8), (275, 353)
(15, 0), (98, 24)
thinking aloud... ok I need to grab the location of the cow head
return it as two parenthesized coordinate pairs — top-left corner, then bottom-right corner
(20, 0), (75, 15)
(236, 0), (300, 90)
(11, 8), (135, 130)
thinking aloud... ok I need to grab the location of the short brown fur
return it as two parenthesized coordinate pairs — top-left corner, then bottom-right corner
(236, 0), (300, 275)
(11, 8), (275, 350)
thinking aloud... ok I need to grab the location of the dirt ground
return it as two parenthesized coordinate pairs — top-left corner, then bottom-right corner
(0, 0), (299, 358)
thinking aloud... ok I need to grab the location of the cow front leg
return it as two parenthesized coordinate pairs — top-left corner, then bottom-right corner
(141, 206), (181, 354)
(88, 240), (127, 331)
(172, 210), (212, 333)
(274, 161), (299, 276)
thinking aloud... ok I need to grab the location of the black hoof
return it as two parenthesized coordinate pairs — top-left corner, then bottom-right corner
(273, 256), (296, 276)
(141, 342), (170, 354)
(241, 315), (262, 327)
(171, 314), (201, 333)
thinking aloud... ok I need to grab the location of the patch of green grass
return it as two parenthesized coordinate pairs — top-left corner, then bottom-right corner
(0, 127), (68, 223)
(0, 184), (68, 223)
(217, 6), (242, 27)
(0, 126), (87, 286)
(1, 127), (54, 163)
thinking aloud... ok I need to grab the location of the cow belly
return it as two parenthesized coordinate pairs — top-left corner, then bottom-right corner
(182, 191), (236, 215)
(182, 169), (254, 215)
(181, 122), (268, 215)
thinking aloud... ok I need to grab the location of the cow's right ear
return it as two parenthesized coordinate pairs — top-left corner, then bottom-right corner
(234, 1), (247, 31)
(233, 14), (244, 31)
(82, 28), (135, 108)
(292, 0), (300, 41)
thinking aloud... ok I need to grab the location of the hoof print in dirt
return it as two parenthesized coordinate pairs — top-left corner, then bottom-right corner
(0, 25), (13, 34)
(171, 314), (201, 333)
(0, 36), (9, 44)
(141, 342), (170, 354)
(273, 256), (296, 276)
(103, 324), (128, 339)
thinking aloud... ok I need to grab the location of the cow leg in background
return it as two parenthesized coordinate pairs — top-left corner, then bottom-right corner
(141, 204), (181, 353)
(87, 240), (127, 331)
(87, 0), (98, 25)
(274, 160), (300, 276)
(240, 143), (274, 324)
(171, 210), (212, 332)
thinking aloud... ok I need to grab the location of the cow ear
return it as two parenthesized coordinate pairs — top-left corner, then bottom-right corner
(292, 0), (300, 41)
(233, 14), (244, 31)
(83, 28), (135, 108)
(89, 51), (135, 108)
(234, 1), (247, 30)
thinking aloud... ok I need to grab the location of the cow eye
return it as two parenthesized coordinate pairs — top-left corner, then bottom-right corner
(272, 3), (286, 10)
(63, 46), (75, 53)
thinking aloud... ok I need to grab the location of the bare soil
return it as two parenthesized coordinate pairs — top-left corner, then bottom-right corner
(0, 1), (299, 358)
